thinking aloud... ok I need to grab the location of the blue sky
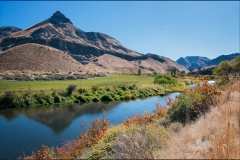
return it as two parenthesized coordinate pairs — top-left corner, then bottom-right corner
(0, 1), (239, 61)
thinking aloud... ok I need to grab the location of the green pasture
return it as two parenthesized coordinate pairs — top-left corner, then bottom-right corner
(0, 74), (155, 94)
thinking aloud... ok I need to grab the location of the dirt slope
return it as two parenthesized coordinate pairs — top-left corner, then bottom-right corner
(0, 43), (85, 73)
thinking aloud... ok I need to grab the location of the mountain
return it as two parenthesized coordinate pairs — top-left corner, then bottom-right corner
(177, 53), (240, 72)
(176, 56), (210, 71)
(0, 11), (188, 74)
(0, 26), (22, 38)
(207, 53), (240, 66)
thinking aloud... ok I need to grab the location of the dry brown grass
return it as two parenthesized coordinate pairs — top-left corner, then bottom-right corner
(106, 124), (170, 159)
(155, 81), (240, 159)
(0, 43), (86, 73)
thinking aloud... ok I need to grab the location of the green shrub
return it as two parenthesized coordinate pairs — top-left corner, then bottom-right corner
(45, 96), (54, 104)
(105, 87), (111, 91)
(123, 92), (131, 100)
(78, 88), (87, 94)
(92, 97), (100, 102)
(66, 84), (77, 95)
(168, 95), (193, 123)
(120, 85), (128, 91)
(154, 74), (177, 85)
(74, 99), (80, 103)
(168, 83), (220, 124)
(128, 84), (136, 90)
(92, 85), (99, 92)
(24, 97), (34, 106)
(76, 95), (89, 102)
(101, 94), (114, 101)
(184, 80), (190, 85)
(54, 96), (62, 103)
(0, 91), (20, 108)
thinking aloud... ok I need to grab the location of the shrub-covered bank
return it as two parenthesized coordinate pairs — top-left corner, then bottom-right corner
(0, 82), (189, 109)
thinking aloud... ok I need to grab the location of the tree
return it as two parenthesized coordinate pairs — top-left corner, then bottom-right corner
(66, 84), (77, 95)
(152, 71), (158, 76)
(138, 69), (141, 76)
(213, 60), (232, 81)
(232, 56), (240, 76)
(171, 67), (177, 76)
(181, 71), (185, 76)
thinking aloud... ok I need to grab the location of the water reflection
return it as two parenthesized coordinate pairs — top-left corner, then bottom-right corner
(0, 102), (120, 134)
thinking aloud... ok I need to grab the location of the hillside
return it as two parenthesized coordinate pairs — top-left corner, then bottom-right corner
(0, 43), (85, 73)
(208, 53), (240, 66)
(0, 26), (22, 38)
(0, 11), (188, 74)
(176, 56), (210, 71)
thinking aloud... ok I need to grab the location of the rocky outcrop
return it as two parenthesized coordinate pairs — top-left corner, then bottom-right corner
(0, 26), (22, 38)
(50, 11), (72, 25)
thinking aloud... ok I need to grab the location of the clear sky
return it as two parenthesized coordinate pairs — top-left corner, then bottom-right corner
(0, 1), (239, 61)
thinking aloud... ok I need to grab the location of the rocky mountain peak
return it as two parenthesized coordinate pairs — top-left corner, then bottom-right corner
(50, 11), (72, 25)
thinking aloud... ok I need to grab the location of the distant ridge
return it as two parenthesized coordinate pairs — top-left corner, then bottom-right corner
(176, 53), (240, 72)
(207, 53), (240, 66)
(176, 56), (210, 71)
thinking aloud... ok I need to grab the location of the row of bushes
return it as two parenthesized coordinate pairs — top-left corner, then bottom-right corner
(0, 73), (107, 81)
(0, 82), (188, 109)
(1, 74), (88, 81)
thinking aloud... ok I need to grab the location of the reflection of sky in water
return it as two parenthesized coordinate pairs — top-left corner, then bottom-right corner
(0, 92), (180, 159)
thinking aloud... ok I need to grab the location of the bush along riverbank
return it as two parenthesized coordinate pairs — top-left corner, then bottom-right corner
(25, 79), (231, 159)
(0, 79), (189, 109)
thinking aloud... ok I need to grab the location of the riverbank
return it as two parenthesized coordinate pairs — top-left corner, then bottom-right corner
(25, 78), (237, 159)
(0, 74), (196, 109)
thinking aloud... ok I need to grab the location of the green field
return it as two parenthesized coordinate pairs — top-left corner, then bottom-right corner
(0, 74), (155, 94)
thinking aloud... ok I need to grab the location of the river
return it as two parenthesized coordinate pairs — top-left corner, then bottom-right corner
(0, 92), (181, 159)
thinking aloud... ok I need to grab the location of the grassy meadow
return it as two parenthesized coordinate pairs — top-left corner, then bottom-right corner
(0, 74), (154, 94)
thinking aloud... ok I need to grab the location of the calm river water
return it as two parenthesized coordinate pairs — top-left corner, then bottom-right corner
(0, 92), (180, 159)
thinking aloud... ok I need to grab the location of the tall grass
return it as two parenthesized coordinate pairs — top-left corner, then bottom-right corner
(107, 124), (169, 159)
(155, 81), (240, 159)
